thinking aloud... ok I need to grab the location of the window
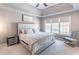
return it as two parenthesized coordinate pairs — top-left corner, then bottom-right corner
(45, 23), (59, 33)
(60, 22), (70, 35)
(45, 16), (71, 35)
(52, 23), (59, 34)
(45, 23), (51, 33)
(59, 16), (71, 35)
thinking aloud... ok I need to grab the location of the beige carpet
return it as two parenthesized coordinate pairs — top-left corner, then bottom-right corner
(0, 43), (30, 55)
(41, 40), (79, 55)
(0, 40), (79, 55)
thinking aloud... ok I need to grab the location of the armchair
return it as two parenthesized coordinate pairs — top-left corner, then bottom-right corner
(63, 31), (79, 47)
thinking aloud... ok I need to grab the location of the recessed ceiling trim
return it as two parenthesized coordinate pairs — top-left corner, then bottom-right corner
(27, 3), (40, 10)
(40, 9), (76, 17)
(28, 3), (58, 10)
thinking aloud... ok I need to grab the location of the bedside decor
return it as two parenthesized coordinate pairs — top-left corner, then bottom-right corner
(7, 36), (19, 46)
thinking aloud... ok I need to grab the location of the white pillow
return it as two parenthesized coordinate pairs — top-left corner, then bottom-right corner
(34, 29), (39, 33)
(21, 29), (25, 34)
(27, 28), (34, 34)
(19, 29), (27, 34)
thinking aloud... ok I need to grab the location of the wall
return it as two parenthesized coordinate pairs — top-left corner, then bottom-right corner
(40, 11), (79, 33)
(0, 8), (19, 44)
(71, 12), (79, 32)
(0, 4), (40, 44)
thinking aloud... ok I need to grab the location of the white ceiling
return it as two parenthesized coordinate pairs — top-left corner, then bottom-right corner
(29, 3), (58, 10)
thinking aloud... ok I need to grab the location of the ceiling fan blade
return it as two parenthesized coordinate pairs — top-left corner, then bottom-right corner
(36, 3), (39, 7)
(43, 3), (47, 7)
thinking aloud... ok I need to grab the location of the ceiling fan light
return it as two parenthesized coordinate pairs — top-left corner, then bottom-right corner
(36, 3), (48, 7)
(36, 3), (39, 7)
(44, 3), (47, 7)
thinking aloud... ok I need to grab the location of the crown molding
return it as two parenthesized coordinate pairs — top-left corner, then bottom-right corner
(40, 9), (79, 18)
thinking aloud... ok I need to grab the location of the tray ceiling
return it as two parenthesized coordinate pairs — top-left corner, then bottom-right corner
(29, 3), (58, 10)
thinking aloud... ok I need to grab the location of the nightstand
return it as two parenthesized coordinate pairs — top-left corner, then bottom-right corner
(7, 36), (19, 46)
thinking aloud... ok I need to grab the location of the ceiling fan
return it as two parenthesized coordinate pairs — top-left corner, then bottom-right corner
(36, 3), (48, 7)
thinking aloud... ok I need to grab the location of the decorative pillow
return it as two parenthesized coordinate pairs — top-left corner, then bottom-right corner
(32, 29), (35, 33)
(21, 29), (24, 34)
(19, 29), (27, 34)
(19, 30), (22, 34)
(35, 29), (39, 33)
(27, 28), (34, 34)
(24, 29), (27, 34)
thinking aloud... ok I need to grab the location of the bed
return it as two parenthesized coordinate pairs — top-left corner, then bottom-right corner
(19, 32), (55, 55)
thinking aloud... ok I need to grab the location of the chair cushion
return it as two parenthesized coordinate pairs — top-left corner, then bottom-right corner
(71, 31), (79, 39)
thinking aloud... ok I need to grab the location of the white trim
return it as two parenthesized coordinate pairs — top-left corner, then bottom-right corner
(41, 9), (79, 17)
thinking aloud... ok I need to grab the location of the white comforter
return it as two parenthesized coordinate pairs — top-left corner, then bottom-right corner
(19, 32), (55, 54)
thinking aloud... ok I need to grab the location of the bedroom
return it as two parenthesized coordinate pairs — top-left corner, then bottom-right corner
(0, 3), (79, 55)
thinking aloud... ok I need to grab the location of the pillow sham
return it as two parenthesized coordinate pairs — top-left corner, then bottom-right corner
(27, 28), (34, 34)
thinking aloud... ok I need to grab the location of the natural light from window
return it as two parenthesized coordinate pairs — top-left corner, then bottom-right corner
(45, 16), (71, 35)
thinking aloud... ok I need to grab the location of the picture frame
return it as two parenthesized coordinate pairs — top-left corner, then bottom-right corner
(22, 14), (34, 24)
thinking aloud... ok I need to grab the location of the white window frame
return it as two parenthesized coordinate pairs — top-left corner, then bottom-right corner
(59, 16), (71, 35)
(51, 23), (59, 34)
(45, 16), (71, 35)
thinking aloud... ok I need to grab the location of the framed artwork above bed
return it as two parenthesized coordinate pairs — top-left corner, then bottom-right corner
(22, 14), (35, 24)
